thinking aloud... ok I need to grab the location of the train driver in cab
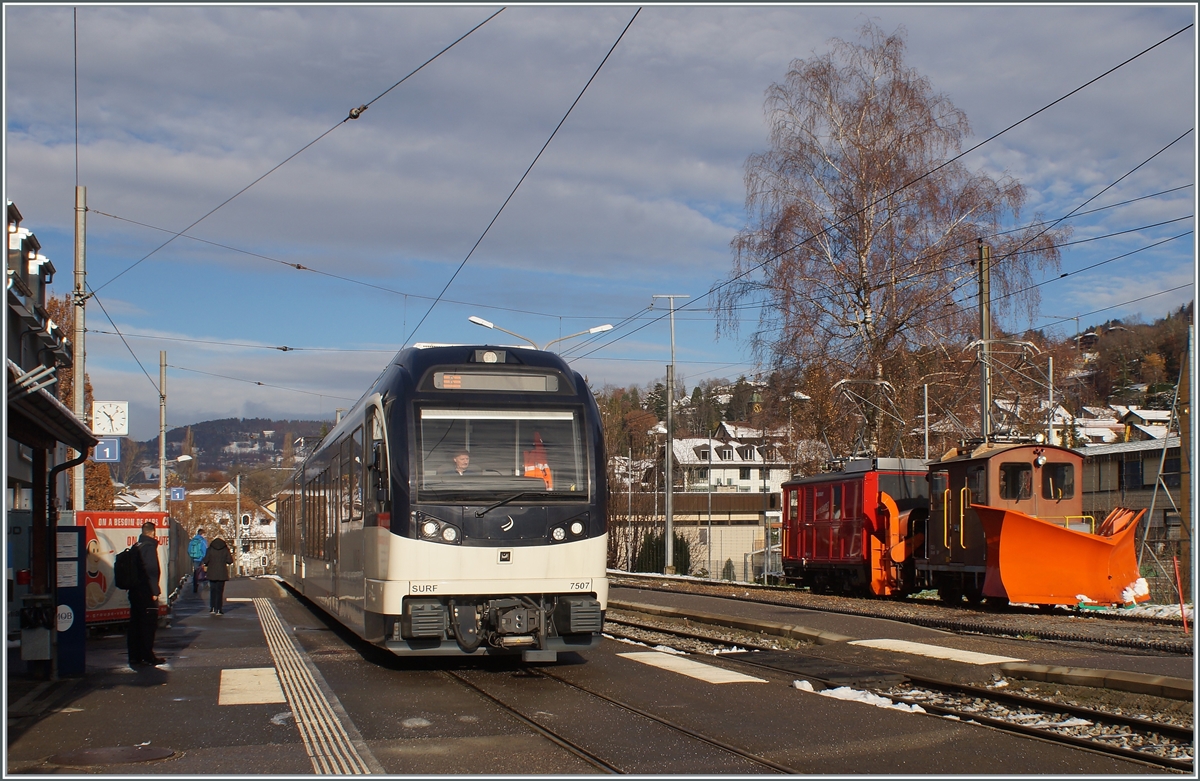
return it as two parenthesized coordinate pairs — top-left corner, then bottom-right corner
(450, 450), (477, 476)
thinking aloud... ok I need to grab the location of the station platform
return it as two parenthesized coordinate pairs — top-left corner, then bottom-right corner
(6, 577), (334, 775)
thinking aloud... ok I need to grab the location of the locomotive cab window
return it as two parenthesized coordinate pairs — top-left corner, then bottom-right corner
(1041, 462), (1074, 500)
(417, 407), (587, 500)
(966, 465), (987, 504)
(998, 463), (1033, 501)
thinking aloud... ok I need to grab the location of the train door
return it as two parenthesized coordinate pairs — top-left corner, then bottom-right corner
(958, 463), (988, 565)
(781, 485), (800, 564)
(927, 469), (950, 562)
(335, 423), (367, 634)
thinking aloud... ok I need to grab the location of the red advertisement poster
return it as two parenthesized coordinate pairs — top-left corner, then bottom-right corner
(76, 511), (169, 623)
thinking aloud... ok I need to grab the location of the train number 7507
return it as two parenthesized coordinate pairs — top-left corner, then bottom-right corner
(569, 582), (591, 590)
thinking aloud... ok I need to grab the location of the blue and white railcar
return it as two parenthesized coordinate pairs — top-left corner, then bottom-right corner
(277, 344), (607, 660)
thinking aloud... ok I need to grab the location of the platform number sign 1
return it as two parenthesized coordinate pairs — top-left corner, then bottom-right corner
(170, 487), (186, 502)
(93, 438), (121, 463)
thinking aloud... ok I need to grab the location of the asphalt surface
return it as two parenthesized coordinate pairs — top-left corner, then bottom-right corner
(4, 577), (1180, 775)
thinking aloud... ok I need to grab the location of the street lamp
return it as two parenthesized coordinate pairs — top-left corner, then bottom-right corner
(468, 316), (613, 351)
(158, 455), (193, 512)
(467, 316), (537, 348)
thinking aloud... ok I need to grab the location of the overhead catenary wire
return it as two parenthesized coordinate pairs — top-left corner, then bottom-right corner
(944, 127), (1194, 303)
(168, 365), (358, 402)
(86, 179), (1193, 324)
(75, 17), (1190, 405)
(87, 207), (653, 322)
(89, 7), (504, 296)
(401, 7), (641, 346)
(84, 329), (396, 353)
(567, 26), (1195, 365)
(716, 213), (1194, 315)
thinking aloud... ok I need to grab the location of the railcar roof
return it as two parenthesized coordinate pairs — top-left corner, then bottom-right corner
(932, 441), (1080, 465)
(396, 344), (574, 375)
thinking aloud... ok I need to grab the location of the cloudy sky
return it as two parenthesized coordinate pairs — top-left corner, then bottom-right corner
(5, 4), (1195, 440)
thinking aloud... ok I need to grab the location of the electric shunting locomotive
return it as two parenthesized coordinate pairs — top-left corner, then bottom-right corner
(277, 344), (608, 661)
(781, 442), (1147, 608)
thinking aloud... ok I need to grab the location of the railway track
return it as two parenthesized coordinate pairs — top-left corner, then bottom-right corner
(444, 667), (799, 774)
(610, 573), (1194, 654)
(603, 614), (1194, 772)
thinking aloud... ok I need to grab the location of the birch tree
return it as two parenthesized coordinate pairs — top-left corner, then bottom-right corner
(713, 22), (1068, 449)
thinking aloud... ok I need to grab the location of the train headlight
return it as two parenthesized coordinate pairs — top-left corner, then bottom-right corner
(421, 520), (440, 538)
(551, 526), (566, 542)
(441, 526), (460, 543)
(569, 521), (585, 536)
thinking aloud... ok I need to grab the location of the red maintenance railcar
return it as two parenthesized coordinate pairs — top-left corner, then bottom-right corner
(780, 458), (929, 597)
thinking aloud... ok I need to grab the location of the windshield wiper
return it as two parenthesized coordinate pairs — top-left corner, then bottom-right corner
(475, 492), (545, 517)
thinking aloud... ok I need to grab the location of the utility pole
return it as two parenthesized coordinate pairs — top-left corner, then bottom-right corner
(1180, 327), (1192, 600)
(652, 294), (688, 575)
(1047, 356), (1055, 445)
(923, 383), (930, 460)
(627, 442), (633, 570)
(235, 474), (242, 578)
(159, 351), (167, 513)
(978, 240), (992, 443)
(72, 186), (86, 511)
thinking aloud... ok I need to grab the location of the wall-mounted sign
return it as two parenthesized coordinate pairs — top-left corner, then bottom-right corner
(93, 438), (121, 463)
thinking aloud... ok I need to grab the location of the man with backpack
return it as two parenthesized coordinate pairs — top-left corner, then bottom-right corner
(127, 521), (165, 667)
(188, 527), (208, 593)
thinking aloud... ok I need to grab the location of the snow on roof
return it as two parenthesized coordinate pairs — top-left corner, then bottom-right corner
(1080, 435), (1180, 456)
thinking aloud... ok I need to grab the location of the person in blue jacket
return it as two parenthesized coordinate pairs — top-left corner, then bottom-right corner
(188, 528), (208, 593)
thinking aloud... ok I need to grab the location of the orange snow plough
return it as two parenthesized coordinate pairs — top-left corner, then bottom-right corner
(973, 504), (1148, 607)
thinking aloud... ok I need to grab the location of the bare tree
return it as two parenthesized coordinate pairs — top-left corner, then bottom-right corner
(713, 22), (1068, 449)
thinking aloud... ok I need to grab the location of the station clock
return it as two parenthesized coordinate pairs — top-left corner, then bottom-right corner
(91, 401), (129, 437)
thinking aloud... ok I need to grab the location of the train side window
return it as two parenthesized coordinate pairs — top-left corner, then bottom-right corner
(339, 439), (351, 522)
(831, 484), (843, 519)
(930, 471), (948, 503)
(966, 465), (987, 503)
(844, 480), (861, 519)
(1042, 463), (1074, 500)
(998, 463), (1032, 500)
(351, 426), (364, 520)
(815, 486), (830, 520)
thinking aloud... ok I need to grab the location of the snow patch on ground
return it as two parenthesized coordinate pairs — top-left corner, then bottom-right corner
(604, 635), (686, 654)
(792, 682), (925, 713)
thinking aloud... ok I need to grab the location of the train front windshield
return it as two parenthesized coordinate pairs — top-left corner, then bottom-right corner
(416, 407), (589, 499)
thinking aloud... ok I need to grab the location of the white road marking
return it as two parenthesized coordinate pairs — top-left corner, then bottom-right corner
(218, 668), (287, 705)
(226, 597), (254, 602)
(617, 651), (767, 683)
(848, 639), (1025, 665)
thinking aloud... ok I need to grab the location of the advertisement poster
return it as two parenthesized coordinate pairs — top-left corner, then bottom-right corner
(75, 511), (169, 624)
